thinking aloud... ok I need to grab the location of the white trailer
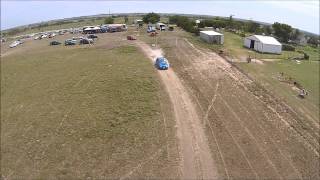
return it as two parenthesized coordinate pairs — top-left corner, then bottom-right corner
(200, 31), (224, 44)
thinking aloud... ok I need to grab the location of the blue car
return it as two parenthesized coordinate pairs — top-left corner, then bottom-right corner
(155, 57), (169, 70)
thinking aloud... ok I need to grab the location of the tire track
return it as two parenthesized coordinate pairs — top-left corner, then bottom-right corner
(225, 86), (303, 179)
(173, 37), (310, 179)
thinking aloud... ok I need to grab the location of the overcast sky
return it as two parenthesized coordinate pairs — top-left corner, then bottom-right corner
(1, 1), (319, 34)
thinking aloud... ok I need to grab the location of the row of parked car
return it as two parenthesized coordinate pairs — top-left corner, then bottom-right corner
(49, 34), (98, 46)
(34, 33), (57, 40)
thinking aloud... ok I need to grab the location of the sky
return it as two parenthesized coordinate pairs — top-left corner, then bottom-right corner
(1, 1), (319, 34)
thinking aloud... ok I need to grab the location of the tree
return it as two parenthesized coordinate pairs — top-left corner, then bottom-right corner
(142, 12), (160, 24)
(290, 29), (300, 41)
(246, 21), (260, 33)
(307, 36), (320, 47)
(272, 22), (293, 43)
(168, 15), (197, 34)
(124, 16), (128, 24)
(198, 19), (227, 29)
(263, 25), (272, 35)
(104, 17), (114, 24)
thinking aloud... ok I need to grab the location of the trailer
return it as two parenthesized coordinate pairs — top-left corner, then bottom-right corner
(156, 23), (166, 31)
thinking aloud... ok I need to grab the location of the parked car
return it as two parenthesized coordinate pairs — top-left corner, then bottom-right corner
(109, 27), (117, 33)
(155, 57), (169, 70)
(79, 38), (93, 44)
(87, 34), (98, 39)
(9, 40), (22, 48)
(48, 33), (56, 38)
(72, 36), (83, 40)
(50, 41), (61, 45)
(34, 36), (41, 40)
(147, 27), (156, 33)
(65, 39), (77, 46)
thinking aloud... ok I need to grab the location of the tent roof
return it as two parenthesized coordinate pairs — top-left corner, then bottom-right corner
(248, 35), (281, 45)
(200, 31), (223, 36)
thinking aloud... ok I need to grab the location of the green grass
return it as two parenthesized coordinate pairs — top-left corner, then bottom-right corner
(1, 44), (177, 178)
(237, 60), (319, 114)
(296, 45), (320, 61)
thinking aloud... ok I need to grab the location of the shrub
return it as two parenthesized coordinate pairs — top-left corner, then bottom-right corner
(239, 32), (246, 37)
(169, 15), (198, 34)
(282, 44), (295, 51)
(297, 50), (309, 60)
(104, 17), (114, 24)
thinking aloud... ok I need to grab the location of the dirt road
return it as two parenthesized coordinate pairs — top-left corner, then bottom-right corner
(136, 41), (219, 179)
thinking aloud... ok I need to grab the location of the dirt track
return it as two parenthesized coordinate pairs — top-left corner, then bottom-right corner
(137, 30), (319, 179)
(136, 41), (219, 179)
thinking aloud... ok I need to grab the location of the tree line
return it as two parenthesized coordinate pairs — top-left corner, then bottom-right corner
(166, 15), (319, 46)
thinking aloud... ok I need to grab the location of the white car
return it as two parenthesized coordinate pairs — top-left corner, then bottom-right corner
(72, 36), (84, 40)
(9, 40), (22, 48)
(48, 33), (56, 38)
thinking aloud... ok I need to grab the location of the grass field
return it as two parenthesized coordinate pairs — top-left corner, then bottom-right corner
(1, 19), (319, 179)
(1, 37), (178, 178)
(237, 59), (319, 109)
(219, 32), (320, 118)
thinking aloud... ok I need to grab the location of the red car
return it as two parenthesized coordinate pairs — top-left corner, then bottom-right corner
(127, 35), (137, 40)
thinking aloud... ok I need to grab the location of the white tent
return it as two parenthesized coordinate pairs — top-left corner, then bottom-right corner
(244, 35), (282, 54)
(200, 31), (224, 44)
